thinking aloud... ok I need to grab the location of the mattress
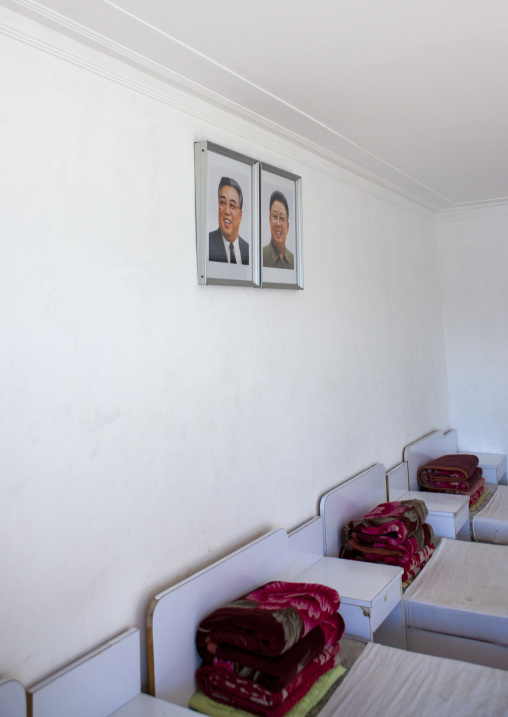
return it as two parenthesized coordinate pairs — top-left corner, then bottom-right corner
(318, 641), (508, 717)
(473, 485), (508, 544)
(403, 538), (508, 645)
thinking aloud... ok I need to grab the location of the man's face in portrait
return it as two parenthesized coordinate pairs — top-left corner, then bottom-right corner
(269, 200), (289, 255)
(218, 185), (243, 243)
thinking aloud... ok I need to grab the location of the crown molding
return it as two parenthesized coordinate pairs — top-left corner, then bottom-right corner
(0, 1), (437, 221)
(436, 199), (508, 223)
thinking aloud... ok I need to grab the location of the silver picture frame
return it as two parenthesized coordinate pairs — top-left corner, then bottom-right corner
(195, 141), (260, 287)
(260, 163), (303, 290)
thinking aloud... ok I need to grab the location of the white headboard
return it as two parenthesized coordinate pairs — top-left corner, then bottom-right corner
(403, 430), (446, 491)
(0, 678), (26, 717)
(28, 628), (141, 717)
(287, 517), (325, 575)
(386, 462), (410, 500)
(443, 429), (459, 453)
(319, 464), (388, 557)
(148, 525), (327, 706)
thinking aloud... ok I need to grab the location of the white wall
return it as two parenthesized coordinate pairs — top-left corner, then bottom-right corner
(437, 206), (508, 452)
(0, 8), (449, 687)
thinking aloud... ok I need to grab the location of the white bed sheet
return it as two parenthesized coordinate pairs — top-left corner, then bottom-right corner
(474, 485), (508, 544)
(404, 539), (508, 645)
(320, 642), (508, 717)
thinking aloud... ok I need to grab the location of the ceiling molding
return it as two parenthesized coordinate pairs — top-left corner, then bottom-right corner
(436, 201), (508, 224)
(0, 3), (438, 223)
(0, 0), (447, 216)
(3, 0), (508, 212)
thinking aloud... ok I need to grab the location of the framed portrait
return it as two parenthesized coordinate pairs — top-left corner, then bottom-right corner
(260, 164), (303, 290)
(195, 141), (260, 287)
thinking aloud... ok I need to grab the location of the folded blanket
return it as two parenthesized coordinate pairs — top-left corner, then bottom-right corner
(344, 523), (434, 563)
(199, 613), (345, 692)
(189, 663), (347, 717)
(196, 648), (342, 717)
(419, 467), (485, 507)
(402, 545), (436, 584)
(419, 466), (483, 492)
(197, 581), (340, 659)
(340, 542), (435, 583)
(340, 499), (428, 547)
(468, 481), (486, 508)
(417, 454), (479, 488)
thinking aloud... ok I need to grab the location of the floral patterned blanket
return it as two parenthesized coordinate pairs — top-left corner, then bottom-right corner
(418, 455), (485, 507)
(340, 499), (428, 546)
(340, 541), (435, 583)
(195, 582), (344, 717)
(196, 648), (342, 717)
(344, 523), (434, 563)
(339, 500), (435, 582)
(417, 453), (479, 489)
(196, 581), (341, 660)
(197, 613), (344, 692)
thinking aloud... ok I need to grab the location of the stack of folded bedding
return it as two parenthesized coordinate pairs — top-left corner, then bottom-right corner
(189, 581), (346, 717)
(417, 454), (486, 507)
(339, 499), (435, 583)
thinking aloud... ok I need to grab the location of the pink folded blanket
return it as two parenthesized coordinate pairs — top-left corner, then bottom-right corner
(196, 644), (341, 717)
(340, 542), (435, 583)
(417, 454), (479, 490)
(339, 500), (435, 582)
(418, 462), (485, 507)
(345, 523), (434, 563)
(468, 481), (486, 507)
(196, 581), (341, 659)
(340, 499), (428, 547)
(197, 612), (344, 692)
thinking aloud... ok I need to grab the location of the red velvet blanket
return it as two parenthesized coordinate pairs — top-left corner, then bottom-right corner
(339, 500), (435, 582)
(418, 461), (485, 507)
(469, 481), (487, 507)
(344, 523), (434, 563)
(340, 499), (428, 546)
(197, 612), (344, 691)
(340, 541), (435, 582)
(196, 581), (341, 659)
(417, 454), (479, 488)
(196, 645), (341, 717)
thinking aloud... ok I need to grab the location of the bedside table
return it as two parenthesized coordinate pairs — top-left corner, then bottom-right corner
(387, 463), (470, 540)
(293, 556), (404, 649)
(460, 452), (507, 485)
(401, 490), (469, 540)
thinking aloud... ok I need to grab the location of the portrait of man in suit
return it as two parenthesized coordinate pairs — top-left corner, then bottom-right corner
(262, 190), (294, 270)
(209, 176), (249, 265)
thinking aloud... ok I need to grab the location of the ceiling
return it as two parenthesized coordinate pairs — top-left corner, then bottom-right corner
(4, 0), (508, 211)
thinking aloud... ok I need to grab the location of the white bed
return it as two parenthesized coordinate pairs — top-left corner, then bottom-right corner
(316, 641), (508, 717)
(404, 539), (508, 668)
(320, 462), (508, 670)
(0, 677), (26, 717)
(147, 508), (508, 717)
(404, 429), (508, 544)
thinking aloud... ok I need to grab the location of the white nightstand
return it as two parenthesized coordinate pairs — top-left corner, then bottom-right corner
(401, 490), (470, 541)
(386, 463), (470, 540)
(460, 452), (507, 485)
(294, 556), (404, 649)
(444, 430), (507, 485)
